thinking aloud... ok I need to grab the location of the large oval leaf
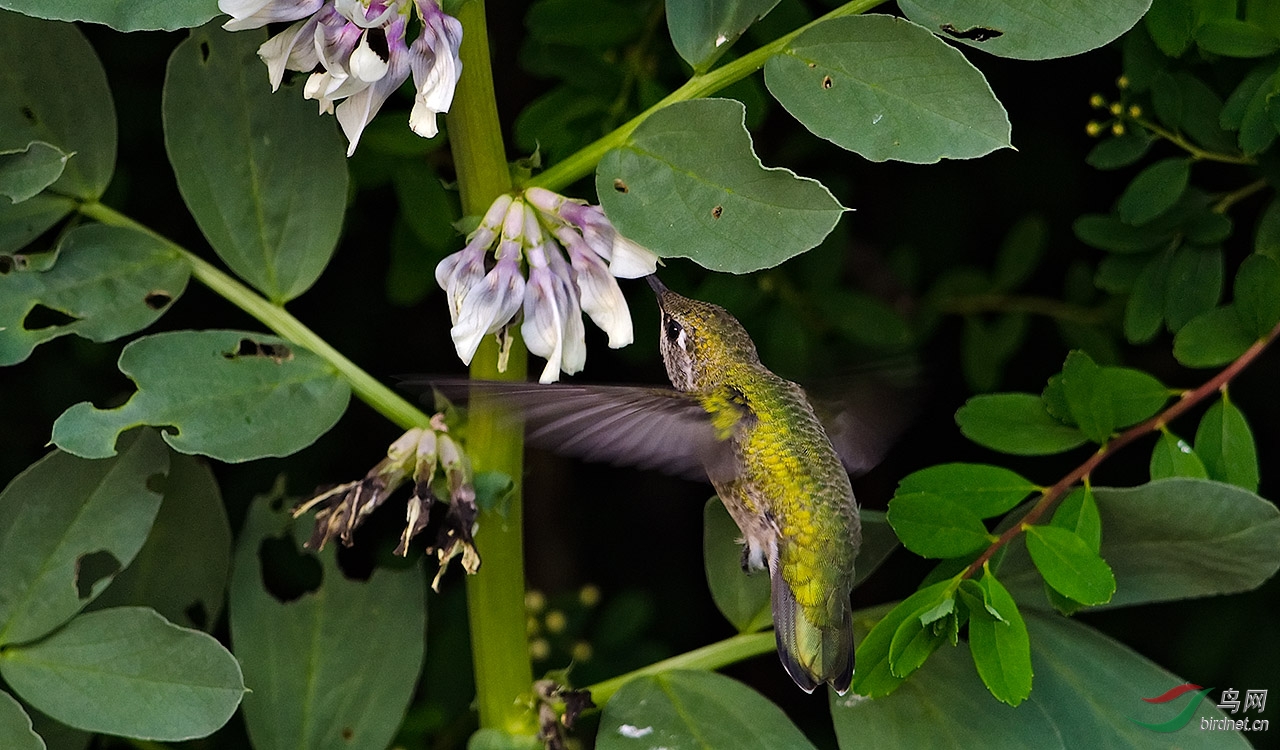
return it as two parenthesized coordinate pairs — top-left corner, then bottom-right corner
(230, 494), (426, 750)
(51, 330), (351, 462)
(0, 607), (244, 741)
(0, 12), (116, 199)
(0, 1), (217, 31)
(596, 98), (844, 274)
(597, 670), (816, 750)
(898, 0), (1151, 60)
(0, 430), (167, 646)
(163, 23), (348, 303)
(764, 15), (1011, 163)
(0, 223), (191, 366)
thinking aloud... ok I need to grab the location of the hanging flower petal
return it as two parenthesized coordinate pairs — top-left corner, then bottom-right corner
(557, 226), (634, 348)
(408, 2), (463, 138)
(257, 12), (323, 91)
(336, 17), (412, 155)
(450, 254), (525, 365)
(219, 0), (322, 31)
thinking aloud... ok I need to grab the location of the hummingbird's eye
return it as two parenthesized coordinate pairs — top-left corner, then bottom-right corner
(664, 318), (682, 343)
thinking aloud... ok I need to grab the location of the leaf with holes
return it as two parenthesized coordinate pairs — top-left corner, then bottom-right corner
(898, 0), (1149, 60)
(0, 429), (167, 646)
(163, 23), (348, 303)
(87, 452), (230, 631)
(0, 607), (243, 740)
(764, 15), (1010, 163)
(0, 223), (190, 366)
(51, 330), (351, 462)
(596, 98), (843, 274)
(0, 141), (71, 204)
(0, 13), (115, 200)
(666, 0), (781, 72)
(230, 494), (426, 750)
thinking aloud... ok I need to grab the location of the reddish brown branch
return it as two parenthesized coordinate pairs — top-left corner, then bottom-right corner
(962, 318), (1280, 580)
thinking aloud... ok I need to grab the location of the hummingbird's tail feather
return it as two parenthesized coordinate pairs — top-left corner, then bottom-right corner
(771, 567), (854, 695)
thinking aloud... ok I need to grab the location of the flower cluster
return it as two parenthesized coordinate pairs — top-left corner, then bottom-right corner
(218, 0), (462, 155)
(436, 188), (660, 383)
(293, 416), (479, 590)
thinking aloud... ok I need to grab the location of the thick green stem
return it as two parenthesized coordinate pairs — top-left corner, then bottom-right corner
(77, 202), (431, 431)
(526, 0), (883, 193)
(446, 0), (536, 735)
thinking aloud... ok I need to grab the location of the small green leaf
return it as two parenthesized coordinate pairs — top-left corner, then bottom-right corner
(666, 0), (780, 72)
(596, 98), (844, 274)
(967, 573), (1031, 706)
(0, 223), (190, 366)
(1255, 196), (1280, 260)
(1173, 306), (1256, 367)
(596, 670), (817, 750)
(1164, 244), (1222, 332)
(887, 492), (991, 558)
(955, 393), (1088, 455)
(1144, 0), (1196, 57)
(52, 330), (351, 462)
(1185, 211), (1232, 245)
(0, 691), (43, 750)
(1150, 430), (1209, 480)
(763, 15), (1011, 163)
(1072, 214), (1173, 253)
(1025, 525), (1116, 605)
(887, 600), (949, 679)
(851, 579), (954, 697)
(0, 607), (243, 740)
(957, 578), (1002, 622)
(0, 142), (70, 203)
(1117, 158), (1191, 226)
(163, 23), (348, 303)
(703, 498), (772, 633)
(0, 430), (167, 646)
(231, 495), (426, 750)
(1238, 71), (1279, 154)
(1125, 250), (1172, 343)
(1049, 487), (1101, 551)
(1221, 61), (1275, 130)
(1085, 131), (1153, 170)
(0, 13), (115, 200)
(993, 215), (1047, 290)
(1057, 350), (1170, 444)
(961, 314), (1027, 392)
(898, 0), (1150, 60)
(1195, 18), (1280, 57)
(1233, 253), (1280, 336)
(896, 463), (1036, 519)
(1195, 398), (1260, 492)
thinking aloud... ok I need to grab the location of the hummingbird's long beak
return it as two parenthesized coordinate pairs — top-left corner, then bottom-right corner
(645, 274), (669, 296)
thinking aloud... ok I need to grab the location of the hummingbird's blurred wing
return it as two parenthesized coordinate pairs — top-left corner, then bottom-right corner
(804, 365), (926, 477)
(404, 380), (723, 482)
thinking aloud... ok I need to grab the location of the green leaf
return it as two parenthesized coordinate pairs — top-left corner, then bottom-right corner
(0, 193), (75, 256)
(1195, 18), (1280, 57)
(1172, 73), (1236, 153)
(896, 463), (1036, 519)
(851, 579), (954, 697)
(1150, 430), (1208, 480)
(966, 573), (1031, 706)
(1233, 253), (1280, 336)
(0, 142), (70, 203)
(51, 330), (351, 462)
(1086, 131), (1154, 170)
(1002, 479), (1280, 609)
(596, 98), (844, 274)
(87, 452), (230, 630)
(1025, 525), (1116, 605)
(1221, 61), (1275, 130)
(887, 599), (949, 679)
(0, 13), (115, 200)
(0, 1), (216, 31)
(956, 393), (1088, 455)
(961, 314), (1027, 392)
(1125, 250), (1172, 343)
(1072, 214), (1174, 253)
(887, 493), (991, 558)
(763, 15), (1011, 163)
(1195, 398), (1259, 492)
(703, 497), (771, 633)
(0, 607), (243, 740)
(231, 494), (426, 750)
(666, 0), (780, 72)
(596, 670), (816, 750)
(1117, 158), (1190, 226)
(0, 224), (190, 366)
(1048, 487), (1101, 550)
(993, 215), (1047, 290)
(0, 691), (43, 750)
(898, 0), (1150, 60)
(1058, 350), (1170, 443)
(1254, 195), (1280, 260)
(0, 430), (167, 646)
(163, 23), (348, 303)
(1163, 244), (1222, 331)
(1238, 71), (1279, 154)
(1144, 0), (1196, 57)
(1172, 306), (1256, 367)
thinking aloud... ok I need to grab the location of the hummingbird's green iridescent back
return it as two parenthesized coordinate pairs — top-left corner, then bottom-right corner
(650, 277), (860, 693)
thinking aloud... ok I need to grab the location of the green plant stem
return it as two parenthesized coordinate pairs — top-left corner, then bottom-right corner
(963, 317), (1280, 580)
(584, 632), (776, 705)
(1213, 178), (1268, 214)
(1132, 117), (1255, 165)
(77, 201), (431, 431)
(445, 0), (537, 736)
(526, 0), (883, 193)
(936, 293), (1110, 325)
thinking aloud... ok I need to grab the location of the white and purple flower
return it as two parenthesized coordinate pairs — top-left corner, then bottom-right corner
(217, 0), (463, 156)
(436, 189), (661, 383)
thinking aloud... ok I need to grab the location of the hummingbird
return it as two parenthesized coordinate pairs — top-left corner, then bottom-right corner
(421, 275), (905, 694)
